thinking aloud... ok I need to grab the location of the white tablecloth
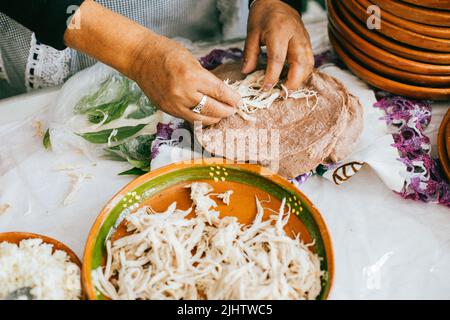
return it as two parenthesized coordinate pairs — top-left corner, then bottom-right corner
(0, 3), (449, 299)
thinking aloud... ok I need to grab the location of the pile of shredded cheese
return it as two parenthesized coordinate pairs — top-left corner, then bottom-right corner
(226, 70), (319, 122)
(0, 239), (82, 300)
(92, 182), (323, 300)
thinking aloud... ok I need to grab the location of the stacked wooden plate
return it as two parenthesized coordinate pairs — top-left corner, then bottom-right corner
(327, 0), (450, 100)
(438, 108), (450, 182)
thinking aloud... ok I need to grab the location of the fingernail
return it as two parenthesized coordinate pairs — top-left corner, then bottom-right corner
(263, 84), (273, 92)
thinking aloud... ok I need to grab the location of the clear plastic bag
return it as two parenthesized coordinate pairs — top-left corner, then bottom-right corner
(46, 63), (164, 174)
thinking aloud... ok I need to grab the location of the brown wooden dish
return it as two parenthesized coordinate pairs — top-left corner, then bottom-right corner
(370, 0), (450, 27)
(329, 0), (450, 75)
(342, 0), (450, 52)
(356, 0), (450, 39)
(329, 27), (450, 87)
(330, 0), (450, 65)
(401, 0), (450, 11)
(446, 121), (450, 161)
(329, 32), (450, 100)
(437, 108), (450, 182)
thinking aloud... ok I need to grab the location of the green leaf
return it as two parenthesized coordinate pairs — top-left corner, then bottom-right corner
(103, 149), (128, 162)
(86, 96), (130, 125)
(126, 95), (157, 120)
(43, 129), (52, 150)
(78, 124), (146, 144)
(105, 134), (155, 161)
(127, 159), (150, 170)
(74, 75), (130, 115)
(118, 167), (148, 176)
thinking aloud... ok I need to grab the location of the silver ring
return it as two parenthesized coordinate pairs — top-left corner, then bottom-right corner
(192, 95), (208, 114)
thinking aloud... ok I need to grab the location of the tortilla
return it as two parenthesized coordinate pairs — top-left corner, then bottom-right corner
(195, 62), (364, 178)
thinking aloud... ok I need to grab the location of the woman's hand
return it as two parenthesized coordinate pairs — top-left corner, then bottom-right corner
(130, 35), (242, 125)
(243, 0), (314, 91)
(65, 0), (241, 126)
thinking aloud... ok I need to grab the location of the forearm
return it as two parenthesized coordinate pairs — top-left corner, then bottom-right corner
(63, 0), (159, 79)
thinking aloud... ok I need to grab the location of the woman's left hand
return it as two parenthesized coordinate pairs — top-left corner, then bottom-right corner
(243, 0), (314, 91)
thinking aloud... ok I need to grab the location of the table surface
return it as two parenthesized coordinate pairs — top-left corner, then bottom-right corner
(0, 3), (449, 298)
(1, 83), (449, 299)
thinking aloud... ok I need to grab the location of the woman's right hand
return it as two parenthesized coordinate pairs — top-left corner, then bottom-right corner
(129, 34), (243, 126)
(65, 1), (240, 125)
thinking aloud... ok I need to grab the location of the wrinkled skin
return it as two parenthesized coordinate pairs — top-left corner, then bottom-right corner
(131, 37), (242, 126)
(243, 0), (314, 91)
(66, 0), (314, 125)
(130, 0), (314, 125)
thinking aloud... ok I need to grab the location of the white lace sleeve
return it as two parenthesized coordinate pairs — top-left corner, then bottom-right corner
(25, 33), (72, 91)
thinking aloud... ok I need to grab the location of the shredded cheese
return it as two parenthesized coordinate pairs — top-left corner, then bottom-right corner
(0, 203), (10, 215)
(226, 70), (319, 122)
(107, 129), (119, 147)
(92, 182), (323, 300)
(32, 120), (45, 138)
(63, 172), (91, 206)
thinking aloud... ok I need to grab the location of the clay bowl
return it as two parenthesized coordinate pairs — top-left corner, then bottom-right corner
(401, 0), (450, 11)
(329, 27), (450, 87)
(329, 0), (450, 74)
(0, 232), (82, 266)
(356, 0), (450, 39)
(437, 108), (450, 182)
(447, 122), (450, 161)
(329, 30), (450, 100)
(330, 0), (450, 65)
(342, 0), (450, 52)
(83, 159), (334, 300)
(0, 232), (84, 299)
(370, 0), (450, 27)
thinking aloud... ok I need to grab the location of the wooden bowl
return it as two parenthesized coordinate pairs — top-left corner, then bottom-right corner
(330, 0), (450, 65)
(370, 0), (450, 27)
(329, 30), (450, 100)
(329, 0), (450, 75)
(446, 122), (450, 161)
(401, 0), (450, 11)
(356, 0), (450, 39)
(329, 27), (450, 87)
(82, 159), (334, 300)
(0, 232), (84, 299)
(437, 108), (450, 182)
(342, 0), (450, 52)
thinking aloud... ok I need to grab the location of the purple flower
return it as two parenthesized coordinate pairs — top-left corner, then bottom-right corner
(199, 48), (243, 70)
(150, 121), (185, 160)
(155, 123), (174, 140)
(314, 50), (341, 68)
(294, 172), (312, 185)
(375, 96), (450, 207)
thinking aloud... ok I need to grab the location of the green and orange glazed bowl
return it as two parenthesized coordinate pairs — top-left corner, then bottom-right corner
(82, 159), (334, 300)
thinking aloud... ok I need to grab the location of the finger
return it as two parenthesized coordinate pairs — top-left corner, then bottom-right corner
(242, 31), (261, 74)
(200, 73), (243, 109)
(178, 106), (221, 126)
(284, 41), (314, 90)
(191, 93), (237, 119)
(263, 34), (289, 91)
